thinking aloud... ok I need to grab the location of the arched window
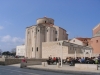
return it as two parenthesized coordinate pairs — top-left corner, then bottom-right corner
(55, 31), (57, 34)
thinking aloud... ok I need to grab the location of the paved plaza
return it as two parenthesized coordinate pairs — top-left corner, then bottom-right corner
(0, 65), (74, 75)
(0, 64), (99, 75)
(26, 64), (100, 74)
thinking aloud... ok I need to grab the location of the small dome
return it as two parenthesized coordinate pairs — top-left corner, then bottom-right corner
(36, 17), (54, 25)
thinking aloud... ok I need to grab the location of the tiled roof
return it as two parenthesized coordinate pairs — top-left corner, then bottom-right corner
(75, 37), (91, 45)
(93, 30), (100, 37)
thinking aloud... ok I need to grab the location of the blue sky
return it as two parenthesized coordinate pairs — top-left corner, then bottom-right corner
(0, 0), (100, 51)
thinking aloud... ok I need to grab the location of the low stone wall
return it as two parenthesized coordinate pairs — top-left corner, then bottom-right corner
(5, 58), (22, 65)
(75, 64), (98, 70)
(0, 58), (22, 65)
(0, 58), (47, 65)
(26, 59), (47, 66)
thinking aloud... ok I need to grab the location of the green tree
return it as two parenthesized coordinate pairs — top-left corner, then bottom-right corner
(2, 51), (11, 55)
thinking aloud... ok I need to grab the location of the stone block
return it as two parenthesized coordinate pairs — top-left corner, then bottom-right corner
(42, 62), (45, 67)
(57, 63), (60, 68)
(81, 64), (88, 69)
(75, 64), (98, 70)
(45, 62), (47, 66)
(87, 64), (98, 70)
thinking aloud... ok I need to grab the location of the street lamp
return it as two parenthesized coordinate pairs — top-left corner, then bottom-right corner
(74, 47), (76, 59)
(82, 46), (86, 58)
(73, 44), (77, 59)
(59, 41), (63, 67)
(89, 47), (92, 58)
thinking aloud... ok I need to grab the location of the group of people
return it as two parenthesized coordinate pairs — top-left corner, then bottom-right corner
(46, 57), (61, 65)
(47, 54), (100, 66)
(66, 56), (100, 66)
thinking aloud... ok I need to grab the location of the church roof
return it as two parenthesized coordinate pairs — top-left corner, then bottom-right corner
(93, 23), (100, 30)
(93, 30), (100, 37)
(75, 37), (91, 45)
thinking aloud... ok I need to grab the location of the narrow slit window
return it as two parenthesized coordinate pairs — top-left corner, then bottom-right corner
(32, 47), (33, 51)
(37, 47), (38, 51)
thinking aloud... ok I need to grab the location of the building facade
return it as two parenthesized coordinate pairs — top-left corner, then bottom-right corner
(70, 38), (84, 46)
(70, 38), (91, 46)
(16, 45), (25, 57)
(25, 17), (68, 58)
(42, 41), (92, 59)
(91, 23), (100, 55)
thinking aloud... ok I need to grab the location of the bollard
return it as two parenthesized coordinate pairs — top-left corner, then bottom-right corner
(57, 63), (60, 68)
(45, 62), (47, 67)
(42, 62), (45, 67)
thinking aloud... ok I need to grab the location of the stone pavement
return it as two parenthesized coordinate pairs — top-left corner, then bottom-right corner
(25, 65), (100, 75)
(8, 64), (20, 67)
(8, 64), (100, 75)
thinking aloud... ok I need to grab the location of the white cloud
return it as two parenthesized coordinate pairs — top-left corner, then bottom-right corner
(0, 26), (4, 30)
(0, 35), (24, 43)
(1, 35), (11, 42)
(12, 37), (24, 43)
(0, 35), (25, 51)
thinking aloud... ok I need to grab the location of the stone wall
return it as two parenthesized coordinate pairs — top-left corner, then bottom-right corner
(91, 37), (100, 54)
(42, 41), (69, 59)
(0, 58), (47, 65)
(42, 41), (93, 59)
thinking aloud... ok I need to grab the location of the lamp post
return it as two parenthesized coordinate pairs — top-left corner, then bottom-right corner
(59, 41), (63, 67)
(74, 47), (76, 59)
(73, 44), (77, 59)
(83, 47), (86, 58)
(90, 48), (92, 58)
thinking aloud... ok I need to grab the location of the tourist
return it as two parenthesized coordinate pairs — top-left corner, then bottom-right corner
(98, 54), (100, 64)
(95, 57), (98, 64)
(56, 57), (58, 63)
(81, 57), (85, 63)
